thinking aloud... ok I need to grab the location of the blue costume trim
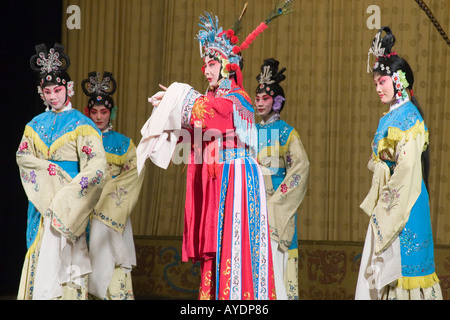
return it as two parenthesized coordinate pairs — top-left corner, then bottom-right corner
(373, 101), (427, 156)
(26, 109), (101, 148)
(225, 90), (254, 113)
(244, 157), (262, 299)
(256, 119), (294, 149)
(102, 130), (131, 157)
(256, 119), (298, 250)
(373, 101), (434, 278)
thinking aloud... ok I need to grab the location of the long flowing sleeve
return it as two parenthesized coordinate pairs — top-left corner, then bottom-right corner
(17, 124), (107, 242)
(261, 129), (309, 252)
(93, 140), (145, 233)
(17, 134), (73, 214)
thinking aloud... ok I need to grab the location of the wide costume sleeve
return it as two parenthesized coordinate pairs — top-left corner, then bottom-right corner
(93, 141), (145, 233)
(360, 118), (428, 255)
(17, 126), (107, 242)
(17, 134), (73, 214)
(262, 129), (310, 252)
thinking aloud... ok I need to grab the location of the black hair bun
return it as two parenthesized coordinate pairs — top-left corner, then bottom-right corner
(378, 26), (396, 55)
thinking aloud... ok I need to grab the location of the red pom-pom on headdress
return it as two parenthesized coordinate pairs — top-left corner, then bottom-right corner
(226, 63), (239, 72)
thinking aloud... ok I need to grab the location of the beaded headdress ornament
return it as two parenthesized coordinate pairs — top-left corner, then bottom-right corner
(30, 43), (74, 106)
(81, 71), (118, 121)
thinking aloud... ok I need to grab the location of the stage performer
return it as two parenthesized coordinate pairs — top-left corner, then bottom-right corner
(16, 43), (107, 300)
(355, 27), (442, 300)
(254, 58), (309, 300)
(137, 2), (293, 300)
(82, 71), (145, 300)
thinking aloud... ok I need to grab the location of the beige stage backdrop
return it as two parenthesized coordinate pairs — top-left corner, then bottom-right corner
(61, 0), (450, 245)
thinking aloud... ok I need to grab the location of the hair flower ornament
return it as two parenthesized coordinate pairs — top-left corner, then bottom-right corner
(392, 70), (409, 90)
(272, 95), (286, 112)
(392, 70), (409, 100)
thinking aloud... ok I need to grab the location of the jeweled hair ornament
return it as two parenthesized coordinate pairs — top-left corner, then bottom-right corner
(82, 71), (117, 97)
(367, 26), (397, 73)
(30, 43), (74, 107)
(81, 71), (118, 118)
(30, 43), (70, 74)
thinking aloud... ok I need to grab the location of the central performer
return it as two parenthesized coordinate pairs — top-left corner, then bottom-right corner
(137, 4), (293, 300)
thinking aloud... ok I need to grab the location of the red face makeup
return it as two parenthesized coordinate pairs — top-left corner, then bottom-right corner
(89, 105), (111, 131)
(254, 92), (274, 121)
(42, 85), (67, 111)
(373, 74), (395, 105)
(203, 56), (221, 89)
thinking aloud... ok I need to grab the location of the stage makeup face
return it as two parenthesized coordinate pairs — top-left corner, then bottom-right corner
(373, 73), (395, 105)
(255, 92), (274, 120)
(89, 105), (111, 131)
(42, 84), (67, 111)
(203, 56), (222, 89)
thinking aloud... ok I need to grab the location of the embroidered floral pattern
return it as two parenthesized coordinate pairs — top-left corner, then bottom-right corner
(80, 177), (89, 189)
(82, 145), (92, 156)
(280, 184), (288, 194)
(30, 171), (36, 184)
(20, 169), (39, 192)
(289, 174), (301, 189)
(78, 170), (104, 198)
(48, 164), (57, 176)
(81, 141), (96, 160)
(286, 152), (294, 168)
(93, 210), (126, 231)
(19, 142), (28, 151)
(109, 187), (128, 206)
(191, 96), (214, 128)
(399, 228), (431, 257)
(382, 185), (404, 215)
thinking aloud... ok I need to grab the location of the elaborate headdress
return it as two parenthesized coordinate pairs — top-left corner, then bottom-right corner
(81, 71), (118, 120)
(368, 26), (413, 104)
(30, 43), (74, 106)
(196, 1), (293, 87)
(256, 58), (286, 113)
(367, 26), (397, 73)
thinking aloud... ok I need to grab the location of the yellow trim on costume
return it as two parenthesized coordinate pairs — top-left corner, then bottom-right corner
(25, 215), (43, 259)
(106, 152), (127, 165)
(397, 272), (440, 290)
(105, 140), (134, 165)
(24, 125), (101, 156)
(288, 248), (298, 259)
(373, 120), (429, 162)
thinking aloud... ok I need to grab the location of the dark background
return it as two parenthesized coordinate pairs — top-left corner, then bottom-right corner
(0, 0), (62, 297)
